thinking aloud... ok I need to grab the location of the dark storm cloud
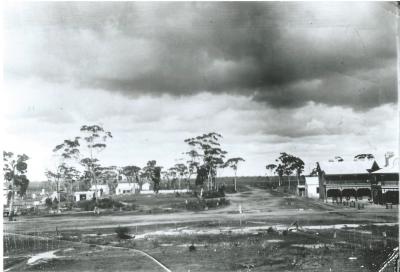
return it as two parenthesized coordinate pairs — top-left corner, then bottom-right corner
(5, 2), (397, 110)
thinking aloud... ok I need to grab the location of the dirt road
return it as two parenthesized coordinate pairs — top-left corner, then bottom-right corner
(5, 187), (397, 234)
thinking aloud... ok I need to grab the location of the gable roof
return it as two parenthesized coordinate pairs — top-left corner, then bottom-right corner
(318, 160), (379, 175)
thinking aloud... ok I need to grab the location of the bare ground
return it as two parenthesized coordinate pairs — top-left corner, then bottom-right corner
(4, 187), (398, 271)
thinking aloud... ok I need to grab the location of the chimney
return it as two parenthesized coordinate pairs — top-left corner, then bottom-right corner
(384, 152), (394, 167)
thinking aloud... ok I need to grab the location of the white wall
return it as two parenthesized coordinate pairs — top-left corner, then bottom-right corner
(115, 183), (139, 195)
(74, 191), (94, 202)
(305, 177), (319, 199)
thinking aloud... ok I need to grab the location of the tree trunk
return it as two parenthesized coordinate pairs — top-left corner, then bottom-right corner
(8, 184), (14, 221)
(234, 170), (237, 192)
(57, 177), (60, 213)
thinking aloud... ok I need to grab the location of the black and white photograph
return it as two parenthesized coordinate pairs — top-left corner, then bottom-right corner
(2, 1), (399, 271)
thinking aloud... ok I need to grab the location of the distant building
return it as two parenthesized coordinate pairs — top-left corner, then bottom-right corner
(74, 191), (95, 202)
(317, 160), (380, 202)
(141, 182), (151, 191)
(305, 176), (319, 199)
(116, 183), (139, 195)
(371, 158), (399, 204)
(89, 185), (110, 197)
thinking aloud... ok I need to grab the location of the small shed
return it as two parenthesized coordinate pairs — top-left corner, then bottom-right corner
(305, 176), (319, 199)
(74, 191), (95, 202)
(116, 183), (139, 195)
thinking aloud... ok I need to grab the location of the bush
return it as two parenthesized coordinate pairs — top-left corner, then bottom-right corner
(97, 198), (124, 209)
(185, 197), (229, 211)
(203, 190), (225, 199)
(267, 227), (275, 234)
(76, 200), (96, 211)
(115, 226), (131, 239)
(76, 198), (126, 211)
(45, 197), (52, 208)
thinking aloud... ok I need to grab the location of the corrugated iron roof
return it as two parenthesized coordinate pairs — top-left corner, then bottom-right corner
(318, 160), (377, 175)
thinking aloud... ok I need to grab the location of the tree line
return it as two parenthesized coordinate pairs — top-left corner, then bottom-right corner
(40, 125), (246, 203)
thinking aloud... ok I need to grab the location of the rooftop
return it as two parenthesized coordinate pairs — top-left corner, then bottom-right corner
(372, 158), (399, 174)
(318, 160), (379, 175)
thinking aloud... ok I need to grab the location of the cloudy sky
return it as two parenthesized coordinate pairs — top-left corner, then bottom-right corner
(3, 2), (398, 181)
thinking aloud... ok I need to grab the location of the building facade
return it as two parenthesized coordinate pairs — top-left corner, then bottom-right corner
(317, 160), (380, 202)
(305, 176), (319, 199)
(371, 159), (399, 204)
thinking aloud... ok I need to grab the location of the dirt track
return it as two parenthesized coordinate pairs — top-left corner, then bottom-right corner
(5, 187), (398, 234)
(4, 187), (399, 272)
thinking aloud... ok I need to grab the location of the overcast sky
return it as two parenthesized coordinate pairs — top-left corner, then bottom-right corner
(3, 2), (398, 181)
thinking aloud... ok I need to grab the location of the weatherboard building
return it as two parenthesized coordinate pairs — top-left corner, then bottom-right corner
(316, 160), (380, 203)
(370, 158), (399, 204)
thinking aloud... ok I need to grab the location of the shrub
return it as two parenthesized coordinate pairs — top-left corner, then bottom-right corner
(45, 197), (52, 208)
(185, 198), (229, 211)
(267, 227), (275, 234)
(76, 200), (96, 211)
(121, 204), (136, 211)
(76, 198), (126, 211)
(115, 226), (131, 239)
(97, 198), (123, 209)
(203, 190), (225, 199)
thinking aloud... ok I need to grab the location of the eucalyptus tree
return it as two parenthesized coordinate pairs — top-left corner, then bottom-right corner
(174, 163), (188, 190)
(265, 163), (277, 184)
(184, 150), (201, 189)
(122, 165), (141, 186)
(184, 132), (228, 191)
(45, 163), (79, 208)
(275, 152), (305, 191)
(52, 137), (81, 200)
(3, 151), (30, 220)
(143, 160), (163, 193)
(79, 125), (112, 198)
(59, 164), (80, 195)
(167, 167), (178, 190)
(97, 165), (119, 194)
(161, 170), (171, 189)
(45, 169), (61, 209)
(224, 157), (245, 192)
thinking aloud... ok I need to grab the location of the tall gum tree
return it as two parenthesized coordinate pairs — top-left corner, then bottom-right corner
(79, 125), (112, 200)
(143, 160), (162, 194)
(122, 165), (141, 190)
(3, 151), (30, 221)
(52, 137), (81, 202)
(224, 157), (245, 192)
(275, 152), (305, 193)
(184, 132), (228, 193)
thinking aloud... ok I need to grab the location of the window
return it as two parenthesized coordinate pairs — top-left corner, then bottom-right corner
(316, 187), (319, 193)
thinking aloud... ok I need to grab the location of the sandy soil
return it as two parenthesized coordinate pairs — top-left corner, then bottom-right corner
(4, 187), (398, 271)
